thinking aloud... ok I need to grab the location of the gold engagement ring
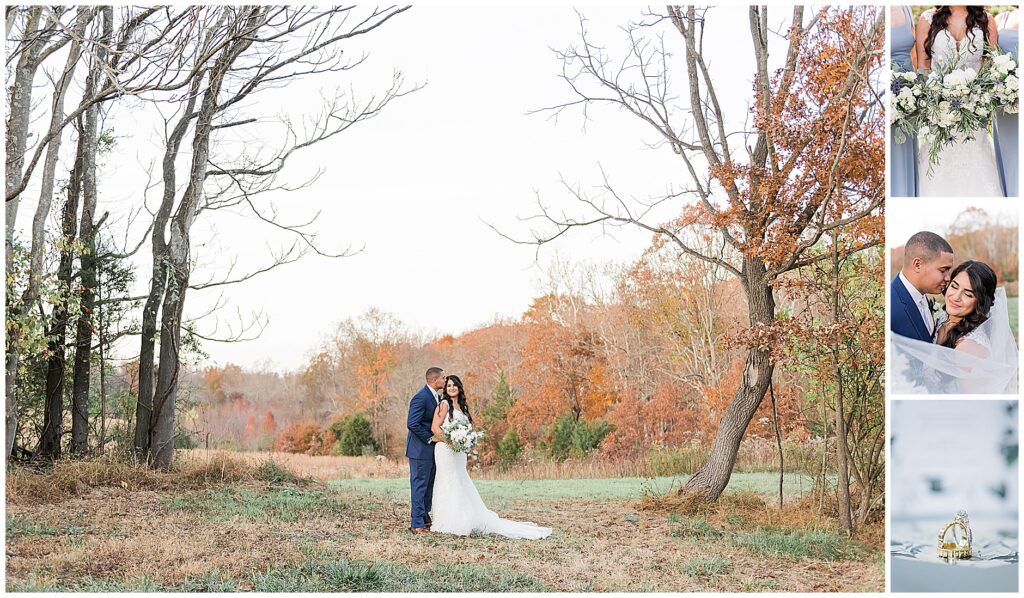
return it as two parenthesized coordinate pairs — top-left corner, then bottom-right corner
(937, 510), (972, 561)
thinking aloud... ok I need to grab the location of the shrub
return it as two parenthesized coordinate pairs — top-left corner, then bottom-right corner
(175, 431), (198, 450)
(543, 414), (614, 461)
(495, 428), (524, 469)
(331, 413), (379, 457)
(275, 421), (323, 454)
(255, 459), (299, 485)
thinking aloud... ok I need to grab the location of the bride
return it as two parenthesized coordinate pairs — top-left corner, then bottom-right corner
(915, 6), (1003, 197)
(892, 260), (1018, 394)
(429, 375), (552, 539)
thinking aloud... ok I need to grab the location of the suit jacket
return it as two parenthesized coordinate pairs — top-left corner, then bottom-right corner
(405, 384), (437, 460)
(890, 275), (933, 343)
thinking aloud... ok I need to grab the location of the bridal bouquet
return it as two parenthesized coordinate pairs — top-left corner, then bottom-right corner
(890, 45), (1019, 175)
(890, 65), (924, 145)
(441, 417), (484, 457)
(915, 49), (994, 175)
(983, 50), (1018, 115)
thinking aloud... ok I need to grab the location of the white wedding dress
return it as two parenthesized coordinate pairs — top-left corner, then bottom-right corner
(430, 408), (552, 539)
(891, 288), (1018, 394)
(918, 11), (1004, 197)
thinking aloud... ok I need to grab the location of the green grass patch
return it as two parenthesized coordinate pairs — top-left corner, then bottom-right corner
(668, 514), (721, 539)
(9, 557), (548, 592)
(329, 473), (817, 501)
(731, 528), (859, 561)
(6, 516), (85, 540)
(166, 486), (344, 521)
(681, 556), (733, 578)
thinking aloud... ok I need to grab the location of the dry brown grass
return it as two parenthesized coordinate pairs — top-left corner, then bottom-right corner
(6, 479), (884, 592)
(638, 487), (883, 549)
(477, 457), (651, 480)
(5, 451), (303, 505)
(181, 449), (407, 480)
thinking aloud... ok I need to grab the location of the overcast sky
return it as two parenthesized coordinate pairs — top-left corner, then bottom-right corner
(887, 198), (1019, 250)
(14, 5), (813, 372)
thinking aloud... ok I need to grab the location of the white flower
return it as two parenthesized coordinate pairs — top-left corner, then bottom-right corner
(992, 53), (1016, 75)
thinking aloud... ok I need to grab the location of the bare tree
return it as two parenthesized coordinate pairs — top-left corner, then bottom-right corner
(38, 120), (86, 460)
(70, 6), (114, 456)
(5, 6), (75, 459)
(133, 6), (416, 468)
(5, 5), (215, 460)
(508, 6), (884, 501)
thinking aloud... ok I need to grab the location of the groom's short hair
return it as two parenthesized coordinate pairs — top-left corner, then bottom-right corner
(904, 231), (954, 266)
(425, 367), (444, 381)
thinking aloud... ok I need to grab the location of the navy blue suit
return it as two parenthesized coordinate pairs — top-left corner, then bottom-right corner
(890, 275), (933, 343)
(406, 384), (437, 528)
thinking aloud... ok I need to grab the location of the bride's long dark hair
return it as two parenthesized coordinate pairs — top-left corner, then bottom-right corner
(924, 6), (991, 60)
(940, 260), (997, 349)
(441, 375), (472, 423)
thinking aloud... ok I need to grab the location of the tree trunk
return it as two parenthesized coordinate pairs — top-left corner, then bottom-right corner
(833, 362), (853, 533)
(134, 77), (202, 462)
(146, 9), (259, 468)
(98, 265), (107, 454)
(832, 240), (854, 533)
(5, 7), (46, 461)
(70, 13), (107, 456)
(39, 131), (85, 460)
(5, 7), (46, 238)
(149, 251), (188, 468)
(25, 7), (92, 308)
(681, 259), (775, 501)
(769, 381), (784, 508)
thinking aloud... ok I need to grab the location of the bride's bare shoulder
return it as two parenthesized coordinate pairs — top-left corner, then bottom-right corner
(917, 9), (934, 31)
(986, 12), (1000, 37)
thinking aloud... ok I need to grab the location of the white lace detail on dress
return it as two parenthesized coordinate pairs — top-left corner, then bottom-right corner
(936, 312), (993, 356)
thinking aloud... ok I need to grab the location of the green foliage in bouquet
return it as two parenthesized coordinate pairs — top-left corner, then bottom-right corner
(890, 44), (1018, 176)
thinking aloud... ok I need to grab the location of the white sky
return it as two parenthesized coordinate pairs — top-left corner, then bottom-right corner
(887, 198), (1019, 248)
(11, 4), (811, 372)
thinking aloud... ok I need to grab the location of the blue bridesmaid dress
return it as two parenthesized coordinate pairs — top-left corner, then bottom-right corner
(891, 6), (919, 197)
(993, 25), (1018, 197)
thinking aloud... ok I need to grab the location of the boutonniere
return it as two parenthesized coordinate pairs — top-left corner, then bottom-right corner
(927, 297), (939, 317)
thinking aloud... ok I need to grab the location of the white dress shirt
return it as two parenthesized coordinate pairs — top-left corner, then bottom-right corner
(899, 271), (934, 335)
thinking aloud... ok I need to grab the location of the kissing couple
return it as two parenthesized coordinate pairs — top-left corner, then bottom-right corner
(405, 367), (552, 539)
(890, 231), (1018, 394)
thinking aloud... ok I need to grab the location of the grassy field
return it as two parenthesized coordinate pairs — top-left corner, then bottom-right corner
(5, 452), (883, 592)
(330, 472), (822, 501)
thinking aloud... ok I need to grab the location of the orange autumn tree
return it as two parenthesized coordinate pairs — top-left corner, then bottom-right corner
(521, 6), (884, 501)
(511, 294), (616, 446)
(331, 309), (404, 454)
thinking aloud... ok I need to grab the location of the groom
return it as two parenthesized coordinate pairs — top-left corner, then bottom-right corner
(406, 366), (445, 533)
(890, 231), (955, 342)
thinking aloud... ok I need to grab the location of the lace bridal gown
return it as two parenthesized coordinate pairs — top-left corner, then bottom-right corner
(918, 11), (1004, 197)
(430, 408), (552, 539)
